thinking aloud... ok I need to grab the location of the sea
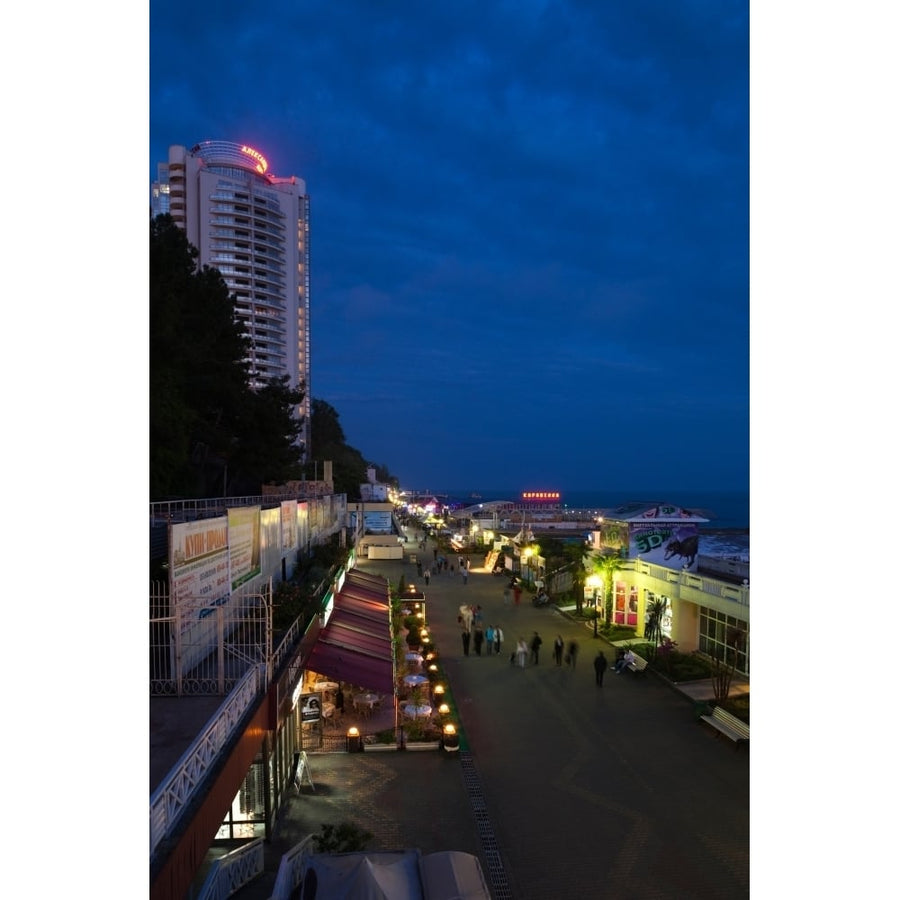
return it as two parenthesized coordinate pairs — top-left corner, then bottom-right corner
(436, 488), (750, 559)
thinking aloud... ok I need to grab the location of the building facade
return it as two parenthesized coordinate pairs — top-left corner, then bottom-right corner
(152, 141), (312, 456)
(587, 501), (749, 675)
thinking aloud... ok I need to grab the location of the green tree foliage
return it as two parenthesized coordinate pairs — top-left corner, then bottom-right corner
(561, 541), (589, 613)
(536, 537), (569, 577)
(150, 215), (306, 499)
(307, 399), (369, 499)
(592, 553), (621, 624)
(229, 374), (306, 494)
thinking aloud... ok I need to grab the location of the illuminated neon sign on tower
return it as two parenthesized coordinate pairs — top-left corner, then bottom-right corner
(240, 145), (268, 174)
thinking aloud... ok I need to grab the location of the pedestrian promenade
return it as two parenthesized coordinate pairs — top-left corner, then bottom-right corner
(232, 529), (749, 900)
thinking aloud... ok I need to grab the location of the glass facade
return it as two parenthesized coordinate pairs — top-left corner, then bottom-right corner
(698, 605), (749, 675)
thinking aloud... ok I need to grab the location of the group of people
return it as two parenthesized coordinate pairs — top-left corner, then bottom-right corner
(419, 553), (471, 584)
(458, 604), (504, 657)
(441, 545), (622, 691)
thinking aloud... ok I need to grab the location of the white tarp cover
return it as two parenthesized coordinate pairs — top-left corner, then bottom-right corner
(303, 850), (424, 900)
(420, 851), (491, 900)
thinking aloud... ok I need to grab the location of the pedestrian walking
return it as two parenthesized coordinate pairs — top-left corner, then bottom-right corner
(485, 625), (494, 655)
(462, 567), (468, 585)
(553, 635), (564, 666)
(530, 632), (543, 665)
(494, 626), (503, 656)
(461, 629), (471, 657)
(423, 569), (430, 586)
(566, 640), (579, 669)
(513, 583), (522, 607)
(473, 626), (484, 656)
(515, 637), (528, 668)
(594, 651), (608, 686)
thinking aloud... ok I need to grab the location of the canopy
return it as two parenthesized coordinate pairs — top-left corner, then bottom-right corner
(421, 852), (491, 900)
(305, 571), (394, 694)
(303, 851), (423, 900)
(298, 850), (490, 900)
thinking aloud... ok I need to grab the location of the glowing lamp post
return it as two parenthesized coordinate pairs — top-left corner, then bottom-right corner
(441, 723), (460, 753)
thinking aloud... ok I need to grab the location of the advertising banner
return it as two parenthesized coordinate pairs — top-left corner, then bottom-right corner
(282, 500), (298, 551)
(351, 510), (393, 534)
(629, 523), (700, 572)
(298, 502), (309, 551)
(229, 506), (261, 589)
(299, 692), (324, 723)
(169, 517), (231, 631)
(599, 522), (628, 552)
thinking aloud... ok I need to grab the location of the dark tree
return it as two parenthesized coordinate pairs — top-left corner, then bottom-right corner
(228, 375), (306, 495)
(308, 399), (370, 499)
(150, 215), (305, 499)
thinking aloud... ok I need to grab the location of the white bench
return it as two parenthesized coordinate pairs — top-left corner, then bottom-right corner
(626, 653), (649, 674)
(700, 706), (749, 745)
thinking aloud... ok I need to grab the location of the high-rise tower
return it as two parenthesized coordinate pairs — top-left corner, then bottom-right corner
(152, 141), (311, 458)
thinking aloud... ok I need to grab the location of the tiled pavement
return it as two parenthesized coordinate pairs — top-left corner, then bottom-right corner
(230, 532), (749, 899)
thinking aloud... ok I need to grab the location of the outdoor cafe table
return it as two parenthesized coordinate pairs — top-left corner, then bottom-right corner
(314, 681), (339, 693)
(402, 703), (433, 720)
(403, 674), (429, 688)
(405, 652), (423, 667)
(353, 693), (380, 710)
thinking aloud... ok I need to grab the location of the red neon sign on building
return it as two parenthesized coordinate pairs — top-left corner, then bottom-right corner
(521, 491), (561, 503)
(240, 145), (268, 174)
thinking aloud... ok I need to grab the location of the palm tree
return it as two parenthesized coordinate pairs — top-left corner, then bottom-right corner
(591, 553), (620, 626)
(561, 542), (590, 613)
(644, 596), (669, 646)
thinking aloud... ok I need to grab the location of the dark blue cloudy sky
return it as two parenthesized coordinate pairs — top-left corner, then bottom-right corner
(150, 0), (749, 494)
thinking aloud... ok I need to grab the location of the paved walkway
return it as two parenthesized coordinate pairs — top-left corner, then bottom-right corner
(233, 531), (749, 899)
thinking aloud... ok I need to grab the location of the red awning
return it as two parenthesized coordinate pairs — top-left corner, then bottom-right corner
(303, 640), (394, 695)
(304, 570), (395, 694)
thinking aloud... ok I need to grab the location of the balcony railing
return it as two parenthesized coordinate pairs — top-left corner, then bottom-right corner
(150, 665), (265, 856)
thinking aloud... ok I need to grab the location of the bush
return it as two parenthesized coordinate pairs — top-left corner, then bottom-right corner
(599, 623), (637, 642)
(653, 649), (714, 682)
(722, 694), (750, 724)
(312, 822), (373, 854)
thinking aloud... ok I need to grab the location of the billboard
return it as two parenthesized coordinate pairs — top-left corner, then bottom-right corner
(282, 500), (298, 551)
(169, 517), (231, 631)
(228, 506), (261, 589)
(629, 523), (700, 572)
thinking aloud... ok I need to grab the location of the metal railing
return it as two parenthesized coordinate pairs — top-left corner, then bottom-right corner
(196, 838), (265, 900)
(150, 665), (265, 856)
(270, 835), (316, 900)
(635, 560), (749, 609)
(150, 486), (336, 522)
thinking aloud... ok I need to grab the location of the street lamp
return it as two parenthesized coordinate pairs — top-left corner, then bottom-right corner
(586, 575), (602, 638)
